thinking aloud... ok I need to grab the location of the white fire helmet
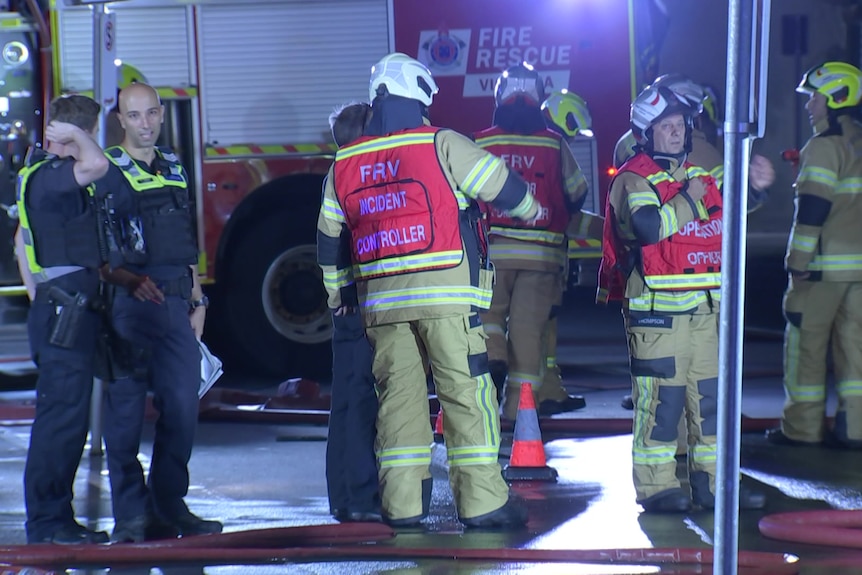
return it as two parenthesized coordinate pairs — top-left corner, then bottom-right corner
(369, 52), (438, 106)
(652, 73), (705, 115)
(630, 85), (697, 146)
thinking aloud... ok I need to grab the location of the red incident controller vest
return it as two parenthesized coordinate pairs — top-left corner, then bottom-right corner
(598, 153), (722, 302)
(333, 126), (463, 280)
(474, 126), (569, 245)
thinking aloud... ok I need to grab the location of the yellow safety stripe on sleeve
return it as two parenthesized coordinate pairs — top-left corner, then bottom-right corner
(709, 164), (724, 189)
(546, 356), (556, 368)
(489, 226), (565, 244)
(836, 177), (862, 194)
(447, 445), (500, 467)
(797, 165), (838, 187)
(644, 272), (721, 290)
(461, 154), (505, 198)
(685, 166), (710, 179)
(565, 170), (587, 195)
(454, 190), (470, 210)
(627, 190), (660, 210)
(474, 134), (560, 149)
(789, 231), (819, 253)
(321, 197), (345, 223)
(808, 254), (862, 271)
(475, 372), (500, 447)
(362, 285), (493, 313)
(377, 445), (432, 468)
(322, 267), (353, 291)
(645, 171), (675, 187)
(626, 289), (720, 314)
(694, 200), (709, 221)
(335, 132), (437, 160)
(355, 250), (463, 278)
(658, 204), (680, 239)
(688, 443), (717, 466)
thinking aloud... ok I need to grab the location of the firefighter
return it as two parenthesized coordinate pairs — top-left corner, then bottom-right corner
(318, 52), (533, 528)
(617, 74), (775, 412)
(536, 89), (602, 415)
(766, 61), (862, 449)
(475, 64), (589, 421)
(613, 74), (774, 213)
(600, 85), (766, 512)
(322, 101), (382, 523)
(97, 83), (222, 542)
(17, 95), (111, 544)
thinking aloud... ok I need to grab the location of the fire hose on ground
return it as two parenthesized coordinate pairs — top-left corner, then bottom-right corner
(0, 524), (801, 573)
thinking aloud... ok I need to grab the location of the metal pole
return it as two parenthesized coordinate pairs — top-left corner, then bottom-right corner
(89, 3), (109, 458)
(716, 0), (761, 573)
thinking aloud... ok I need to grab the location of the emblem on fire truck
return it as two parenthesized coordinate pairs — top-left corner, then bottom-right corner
(418, 27), (471, 76)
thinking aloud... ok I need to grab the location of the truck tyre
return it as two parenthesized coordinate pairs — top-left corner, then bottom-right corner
(221, 207), (332, 379)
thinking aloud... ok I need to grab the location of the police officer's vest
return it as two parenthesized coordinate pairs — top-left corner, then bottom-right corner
(16, 151), (102, 282)
(332, 126), (463, 280)
(474, 126), (569, 245)
(105, 146), (198, 267)
(598, 153), (722, 300)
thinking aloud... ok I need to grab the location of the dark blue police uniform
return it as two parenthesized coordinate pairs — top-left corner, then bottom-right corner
(18, 152), (108, 544)
(97, 146), (219, 539)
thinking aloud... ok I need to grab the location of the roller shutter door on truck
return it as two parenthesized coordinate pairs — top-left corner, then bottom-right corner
(56, 4), (194, 93)
(196, 0), (389, 148)
(568, 137), (600, 214)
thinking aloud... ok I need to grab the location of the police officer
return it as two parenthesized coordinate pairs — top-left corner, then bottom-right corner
(98, 83), (221, 542)
(17, 95), (110, 544)
(536, 89), (601, 415)
(322, 101), (381, 523)
(475, 63), (588, 421)
(318, 53), (534, 528)
(599, 85), (765, 512)
(766, 62), (862, 448)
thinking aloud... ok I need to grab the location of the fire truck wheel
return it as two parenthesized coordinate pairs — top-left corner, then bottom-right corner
(221, 210), (332, 379)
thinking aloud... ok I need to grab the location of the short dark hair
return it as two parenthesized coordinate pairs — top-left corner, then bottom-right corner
(48, 95), (101, 133)
(329, 102), (371, 148)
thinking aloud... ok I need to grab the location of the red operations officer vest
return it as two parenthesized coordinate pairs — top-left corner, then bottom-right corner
(332, 126), (463, 280)
(598, 153), (722, 301)
(474, 126), (569, 245)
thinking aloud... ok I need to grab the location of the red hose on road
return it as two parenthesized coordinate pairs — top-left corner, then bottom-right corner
(0, 540), (800, 572)
(759, 509), (862, 549)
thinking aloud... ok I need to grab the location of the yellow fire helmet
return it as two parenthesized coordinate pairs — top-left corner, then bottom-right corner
(117, 62), (149, 89)
(797, 61), (862, 109)
(541, 90), (593, 138)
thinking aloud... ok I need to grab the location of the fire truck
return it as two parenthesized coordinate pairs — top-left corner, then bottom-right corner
(0, 0), (844, 379)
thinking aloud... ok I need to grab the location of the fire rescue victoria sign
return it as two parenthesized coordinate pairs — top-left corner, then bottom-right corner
(418, 26), (571, 98)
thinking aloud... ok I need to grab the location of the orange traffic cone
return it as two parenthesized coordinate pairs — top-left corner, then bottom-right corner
(502, 383), (558, 482)
(433, 408), (444, 442)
